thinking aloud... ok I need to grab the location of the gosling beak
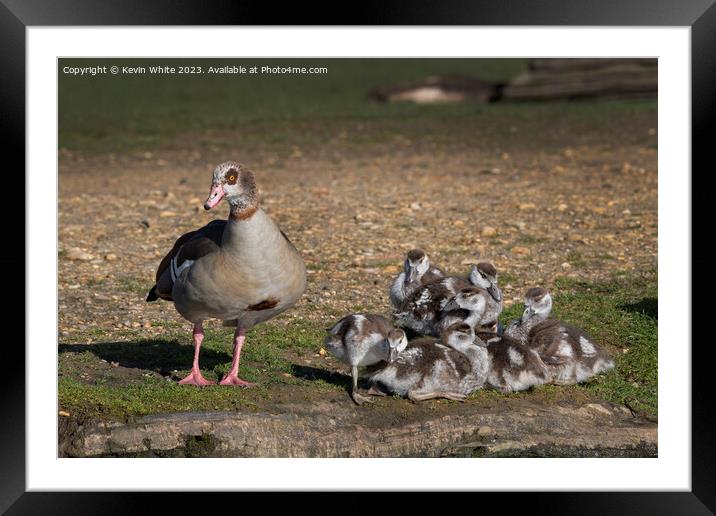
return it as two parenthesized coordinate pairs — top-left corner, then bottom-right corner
(389, 348), (399, 363)
(204, 184), (225, 210)
(520, 307), (534, 323)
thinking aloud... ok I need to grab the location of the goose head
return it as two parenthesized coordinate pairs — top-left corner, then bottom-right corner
(469, 262), (501, 302)
(204, 161), (258, 216)
(520, 287), (552, 323)
(404, 249), (431, 285)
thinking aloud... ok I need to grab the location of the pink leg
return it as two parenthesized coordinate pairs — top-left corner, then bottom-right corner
(219, 326), (256, 387)
(178, 323), (215, 386)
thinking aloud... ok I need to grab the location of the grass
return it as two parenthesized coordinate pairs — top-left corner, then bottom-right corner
(59, 58), (656, 154)
(59, 271), (657, 421)
(499, 271), (658, 420)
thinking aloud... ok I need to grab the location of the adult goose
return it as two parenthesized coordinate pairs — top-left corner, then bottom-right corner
(146, 161), (306, 386)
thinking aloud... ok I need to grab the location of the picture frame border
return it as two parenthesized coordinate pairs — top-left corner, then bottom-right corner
(3, 0), (709, 510)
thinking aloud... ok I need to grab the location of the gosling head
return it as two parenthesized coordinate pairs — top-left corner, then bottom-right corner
(404, 249), (431, 285)
(442, 322), (475, 348)
(443, 287), (487, 314)
(521, 287), (553, 322)
(469, 262), (501, 302)
(385, 328), (408, 363)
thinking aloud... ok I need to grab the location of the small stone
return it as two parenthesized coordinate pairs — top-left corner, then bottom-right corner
(622, 209), (632, 215)
(104, 253), (118, 261)
(318, 348), (327, 357)
(383, 265), (400, 274)
(410, 202), (421, 211)
(519, 203), (536, 211)
(159, 211), (177, 218)
(460, 259), (476, 266)
(481, 226), (497, 237)
(189, 197), (201, 204)
(131, 322), (141, 328)
(111, 361), (119, 367)
(58, 410), (70, 417)
(453, 220), (465, 227)
(143, 321), (152, 328)
(477, 426), (495, 437)
(561, 262), (572, 271)
(66, 247), (93, 261)
(568, 234), (584, 242)
(511, 246), (531, 255)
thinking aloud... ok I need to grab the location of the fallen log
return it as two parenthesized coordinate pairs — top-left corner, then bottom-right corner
(59, 398), (657, 458)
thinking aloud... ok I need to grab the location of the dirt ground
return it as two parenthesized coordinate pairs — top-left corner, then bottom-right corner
(59, 117), (657, 320)
(58, 109), (658, 430)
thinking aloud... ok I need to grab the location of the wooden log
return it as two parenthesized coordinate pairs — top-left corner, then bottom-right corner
(530, 58), (657, 72)
(58, 398), (657, 458)
(503, 59), (657, 100)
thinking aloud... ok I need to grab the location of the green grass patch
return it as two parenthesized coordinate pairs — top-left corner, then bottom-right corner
(59, 58), (656, 154)
(58, 318), (341, 419)
(60, 273), (657, 421)
(500, 272), (657, 420)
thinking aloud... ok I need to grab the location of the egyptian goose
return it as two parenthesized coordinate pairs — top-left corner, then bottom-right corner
(438, 286), (496, 334)
(389, 248), (445, 309)
(393, 262), (501, 336)
(504, 287), (553, 343)
(146, 161), (306, 386)
(362, 323), (489, 402)
(324, 313), (408, 405)
(393, 276), (472, 335)
(504, 288), (615, 385)
(479, 330), (549, 393)
(467, 262), (503, 332)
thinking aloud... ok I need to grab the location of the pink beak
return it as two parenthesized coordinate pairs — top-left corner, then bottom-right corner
(204, 184), (225, 210)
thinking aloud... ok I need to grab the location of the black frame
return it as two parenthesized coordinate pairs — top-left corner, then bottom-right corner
(3, 0), (711, 512)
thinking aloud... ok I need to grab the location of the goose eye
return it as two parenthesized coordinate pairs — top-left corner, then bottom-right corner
(228, 175), (236, 182)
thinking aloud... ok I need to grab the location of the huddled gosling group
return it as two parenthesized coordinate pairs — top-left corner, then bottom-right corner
(325, 249), (615, 405)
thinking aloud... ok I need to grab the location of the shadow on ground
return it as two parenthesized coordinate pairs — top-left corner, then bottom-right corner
(59, 340), (230, 376)
(618, 297), (657, 320)
(290, 364), (352, 392)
